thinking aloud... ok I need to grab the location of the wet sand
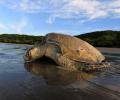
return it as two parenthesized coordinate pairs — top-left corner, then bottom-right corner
(0, 43), (119, 100)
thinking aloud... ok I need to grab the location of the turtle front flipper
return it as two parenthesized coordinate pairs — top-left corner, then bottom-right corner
(55, 53), (78, 71)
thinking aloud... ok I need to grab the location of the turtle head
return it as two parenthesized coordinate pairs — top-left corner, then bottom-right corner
(24, 47), (38, 62)
(24, 45), (46, 62)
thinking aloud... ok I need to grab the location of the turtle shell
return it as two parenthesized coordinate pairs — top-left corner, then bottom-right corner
(45, 33), (105, 64)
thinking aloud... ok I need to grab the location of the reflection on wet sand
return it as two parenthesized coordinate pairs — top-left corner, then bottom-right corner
(24, 59), (120, 100)
(24, 59), (94, 85)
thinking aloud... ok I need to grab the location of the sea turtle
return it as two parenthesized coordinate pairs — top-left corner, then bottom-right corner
(24, 33), (110, 71)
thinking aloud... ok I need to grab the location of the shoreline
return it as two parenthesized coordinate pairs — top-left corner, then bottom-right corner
(0, 42), (120, 54)
(97, 47), (120, 54)
(0, 42), (33, 46)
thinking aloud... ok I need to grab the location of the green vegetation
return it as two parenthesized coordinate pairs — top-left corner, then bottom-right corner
(0, 34), (43, 44)
(76, 30), (120, 47)
(0, 30), (120, 47)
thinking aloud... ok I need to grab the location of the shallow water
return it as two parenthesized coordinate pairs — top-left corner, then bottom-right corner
(0, 43), (119, 100)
